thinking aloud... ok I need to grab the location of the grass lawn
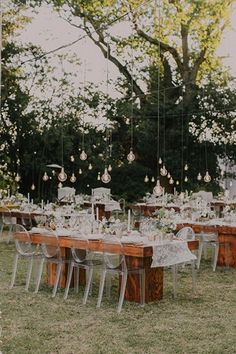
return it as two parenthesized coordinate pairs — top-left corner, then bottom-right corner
(0, 237), (236, 354)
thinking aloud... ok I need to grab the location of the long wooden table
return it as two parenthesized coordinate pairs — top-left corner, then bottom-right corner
(27, 232), (197, 304)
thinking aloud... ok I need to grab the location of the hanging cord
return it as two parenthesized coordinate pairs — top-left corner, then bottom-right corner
(82, 46), (87, 151)
(130, 33), (134, 149)
(181, 86), (184, 191)
(163, 88), (166, 163)
(156, 0), (161, 177)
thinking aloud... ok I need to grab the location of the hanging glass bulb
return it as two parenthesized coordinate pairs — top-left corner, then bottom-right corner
(151, 176), (155, 182)
(127, 148), (135, 163)
(229, 181), (233, 187)
(80, 150), (87, 161)
(158, 157), (162, 164)
(70, 173), (76, 183)
(184, 163), (189, 171)
(97, 172), (101, 181)
(108, 164), (112, 172)
(88, 163), (93, 170)
(197, 172), (202, 181)
(31, 183), (35, 191)
(42, 172), (49, 182)
(167, 172), (171, 179)
(169, 177), (174, 185)
(79, 168), (82, 175)
(101, 167), (111, 184)
(176, 180), (180, 185)
(153, 179), (163, 196)
(160, 164), (168, 176)
(204, 171), (211, 183)
(70, 155), (75, 162)
(58, 167), (67, 182)
(220, 169), (225, 177)
(58, 182), (63, 189)
(184, 176), (188, 182)
(15, 173), (21, 182)
(144, 175), (149, 183)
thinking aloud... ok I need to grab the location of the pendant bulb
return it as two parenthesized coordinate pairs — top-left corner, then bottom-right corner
(88, 163), (93, 170)
(108, 164), (112, 172)
(97, 172), (101, 181)
(184, 163), (188, 171)
(197, 172), (202, 181)
(169, 177), (174, 185)
(42, 172), (49, 182)
(144, 175), (149, 183)
(101, 167), (111, 184)
(204, 171), (211, 183)
(79, 168), (82, 175)
(80, 150), (87, 161)
(31, 183), (35, 191)
(15, 173), (21, 182)
(127, 148), (135, 163)
(153, 179), (163, 196)
(158, 157), (162, 165)
(70, 173), (76, 183)
(58, 167), (67, 182)
(160, 164), (167, 176)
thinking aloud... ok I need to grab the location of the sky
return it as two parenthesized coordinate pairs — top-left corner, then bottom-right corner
(18, 3), (236, 90)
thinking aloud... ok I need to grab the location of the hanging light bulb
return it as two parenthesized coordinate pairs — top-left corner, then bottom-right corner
(42, 172), (49, 182)
(15, 173), (21, 182)
(160, 164), (168, 176)
(158, 157), (162, 164)
(184, 163), (189, 171)
(229, 181), (233, 187)
(197, 172), (202, 181)
(169, 177), (174, 185)
(204, 171), (211, 183)
(167, 172), (171, 179)
(184, 176), (188, 182)
(108, 164), (112, 172)
(79, 168), (82, 175)
(151, 176), (155, 182)
(176, 180), (180, 185)
(31, 183), (35, 191)
(58, 182), (63, 188)
(220, 169), (225, 177)
(70, 155), (75, 162)
(58, 167), (67, 182)
(101, 167), (111, 184)
(88, 163), (93, 170)
(80, 150), (87, 161)
(144, 175), (149, 183)
(97, 172), (101, 181)
(70, 173), (76, 183)
(127, 148), (135, 163)
(153, 179), (163, 196)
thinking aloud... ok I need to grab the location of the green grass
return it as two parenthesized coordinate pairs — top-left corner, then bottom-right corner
(0, 237), (236, 354)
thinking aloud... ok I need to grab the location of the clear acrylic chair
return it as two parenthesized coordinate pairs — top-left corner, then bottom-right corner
(10, 224), (36, 291)
(0, 207), (16, 242)
(20, 211), (33, 231)
(64, 237), (94, 304)
(196, 231), (231, 271)
(34, 228), (68, 297)
(173, 227), (196, 298)
(96, 234), (145, 313)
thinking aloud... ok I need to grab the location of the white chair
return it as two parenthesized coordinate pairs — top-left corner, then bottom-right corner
(0, 207), (16, 242)
(92, 187), (111, 201)
(192, 191), (213, 204)
(173, 227), (196, 298)
(34, 228), (68, 297)
(196, 231), (231, 271)
(64, 238), (94, 304)
(10, 224), (37, 291)
(96, 234), (145, 313)
(58, 187), (75, 202)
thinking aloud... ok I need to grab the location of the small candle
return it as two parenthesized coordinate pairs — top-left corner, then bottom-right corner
(96, 207), (99, 221)
(31, 199), (33, 205)
(41, 199), (44, 210)
(27, 193), (30, 204)
(127, 209), (131, 232)
(7, 189), (10, 198)
(91, 203), (95, 219)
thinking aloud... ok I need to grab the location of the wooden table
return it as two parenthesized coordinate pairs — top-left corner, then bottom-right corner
(176, 222), (236, 267)
(26, 232), (197, 304)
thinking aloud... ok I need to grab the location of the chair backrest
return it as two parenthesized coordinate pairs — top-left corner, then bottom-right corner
(71, 238), (89, 263)
(92, 187), (111, 198)
(101, 234), (125, 270)
(176, 227), (195, 241)
(58, 187), (75, 201)
(192, 191), (213, 203)
(12, 224), (33, 256)
(199, 231), (218, 242)
(40, 228), (60, 259)
(0, 207), (13, 225)
(20, 212), (33, 230)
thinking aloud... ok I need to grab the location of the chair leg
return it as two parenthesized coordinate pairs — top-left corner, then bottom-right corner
(139, 269), (145, 306)
(0, 224), (3, 237)
(74, 267), (79, 294)
(83, 267), (93, 305)
(117, 271), (128, 313)
(203, 243), (208, 260)
(25, 257), (33, 291)
(191, 261), (196, 293)
(52, 263), (62, 298)
(7, 224), (13, 244)
(106, 272), (112, 299)
(10, 253), (19, 289)
(212, 243), (219, 272)
(197, 242), (204, 269)
(34, 258), (45, 293)
(97, 269), (107, 308)
(64, 262), (74, 300)
(172, 264), (177, 299)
